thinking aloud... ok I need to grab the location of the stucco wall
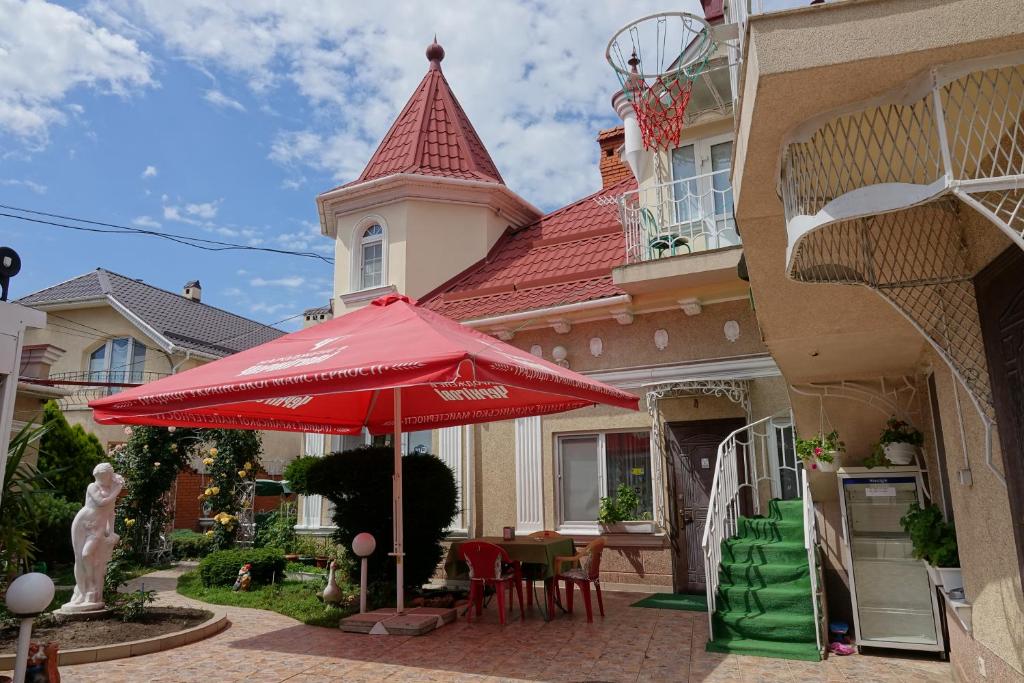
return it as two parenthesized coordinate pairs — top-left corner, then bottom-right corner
(511, 298), (764, 374)
(332, 199), (506, 312)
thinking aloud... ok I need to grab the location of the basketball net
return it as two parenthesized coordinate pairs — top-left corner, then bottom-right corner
(624, 61), (698, 152)
(608, 13), (714, 152)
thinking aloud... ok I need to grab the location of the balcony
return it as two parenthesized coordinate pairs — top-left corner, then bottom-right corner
(620, 170), (739, 265)
(612, 170), (743, 298)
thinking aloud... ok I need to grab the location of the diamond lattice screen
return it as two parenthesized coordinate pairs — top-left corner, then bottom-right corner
(789, 200), (994, 417)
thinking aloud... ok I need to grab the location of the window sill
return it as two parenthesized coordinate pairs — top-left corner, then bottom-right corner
(556, 524), (669, 548)
(341, 284), (396, 306)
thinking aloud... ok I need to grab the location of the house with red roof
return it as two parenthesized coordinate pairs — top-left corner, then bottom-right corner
(300, 19), (793, 596)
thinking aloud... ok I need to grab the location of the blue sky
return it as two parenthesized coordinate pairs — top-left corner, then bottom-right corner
(0, 0), (696, 329)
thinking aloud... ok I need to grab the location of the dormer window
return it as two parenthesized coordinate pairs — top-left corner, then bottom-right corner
(359, 223), (384, 290)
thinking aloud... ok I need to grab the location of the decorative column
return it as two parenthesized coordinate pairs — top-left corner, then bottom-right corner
(514, 416), (544, 534)
(438, 426), (465, 534)
(299, 433), (325, 528)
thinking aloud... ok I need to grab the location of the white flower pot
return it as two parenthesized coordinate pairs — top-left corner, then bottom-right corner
(599, 521), (656, 534)
(883, 442), (917, 465)
(932, 564), (964, 593)
(813, 451), (841, 473)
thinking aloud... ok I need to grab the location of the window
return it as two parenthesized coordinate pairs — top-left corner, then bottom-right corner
(670, 135), (737, 250)
(557, 430), (653, 527)
(89, 337), (146, 394)
(359, 223), (384, 290)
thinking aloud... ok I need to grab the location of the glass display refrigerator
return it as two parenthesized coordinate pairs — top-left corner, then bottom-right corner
(837, 467), (945, 653)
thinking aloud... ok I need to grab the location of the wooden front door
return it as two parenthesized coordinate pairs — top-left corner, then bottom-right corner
(666, 418), (746, 593)
(976, 246), (1024, 594)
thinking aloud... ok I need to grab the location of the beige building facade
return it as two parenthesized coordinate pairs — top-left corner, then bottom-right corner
(298, 32), (795, 598)
(731, 0), (1024, 678)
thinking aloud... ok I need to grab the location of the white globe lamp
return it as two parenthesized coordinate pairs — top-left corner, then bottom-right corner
(6, 573), (55, 682)
(352, 532), (376, 614)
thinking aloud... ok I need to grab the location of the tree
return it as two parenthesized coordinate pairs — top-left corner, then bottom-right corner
(38, 401), (106, 503)
(302, 446), (457, 600)
(1, 423), (55, 576)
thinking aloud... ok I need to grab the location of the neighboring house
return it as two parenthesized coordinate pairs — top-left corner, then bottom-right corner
(725, 0), (1024, 679)
(15, 268), (303, 529)
(301, 3), (793, 594)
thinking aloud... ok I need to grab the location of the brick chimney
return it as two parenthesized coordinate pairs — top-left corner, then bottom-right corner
(597, 127), (631, 188)
(183, 280), (202, 302)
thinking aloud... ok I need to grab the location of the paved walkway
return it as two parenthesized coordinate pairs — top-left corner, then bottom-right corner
(50, 565), (950, 682)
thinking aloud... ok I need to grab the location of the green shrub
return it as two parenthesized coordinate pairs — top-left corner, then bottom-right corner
(255, 503), (297, 552)
(304, 446), (457, 600)
(900, 503), (959, 568)
(30, 494), (80, 565)
(39, 401), (106, 502)
(169, 529), (216, 559)
(283, 456), (319, 496)
(198, 547), (286, 587)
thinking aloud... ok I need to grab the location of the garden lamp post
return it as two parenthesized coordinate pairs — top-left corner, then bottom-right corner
(6, 572), (55, 682)
(352, 532), (376, 614)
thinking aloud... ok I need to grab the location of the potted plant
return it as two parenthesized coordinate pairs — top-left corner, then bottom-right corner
(598, 484), (655, 533)
(900, 503), (961, 591)
(796, 430), (845, 472)
(878, 417), (923, 465)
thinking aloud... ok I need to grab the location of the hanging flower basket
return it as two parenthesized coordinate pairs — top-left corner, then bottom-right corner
(796, 431), (845, 474)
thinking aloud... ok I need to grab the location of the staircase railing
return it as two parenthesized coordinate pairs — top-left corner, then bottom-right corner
(802, 469), (824, 655)
(701, 410), (800, 638)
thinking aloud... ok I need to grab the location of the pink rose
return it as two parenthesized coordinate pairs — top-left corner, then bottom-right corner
(814, 446), (823, 456)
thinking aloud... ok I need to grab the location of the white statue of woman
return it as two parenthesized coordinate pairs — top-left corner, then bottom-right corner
(60, 463), (124, 613)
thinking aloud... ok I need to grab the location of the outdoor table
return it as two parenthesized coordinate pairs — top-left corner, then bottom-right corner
(445, 536), (575, 621)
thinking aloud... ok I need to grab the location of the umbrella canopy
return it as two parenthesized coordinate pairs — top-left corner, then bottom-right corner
(90, 293), (639, 610)
(91, 294), (637, 432)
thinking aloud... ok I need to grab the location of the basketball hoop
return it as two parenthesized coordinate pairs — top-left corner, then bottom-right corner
(606, 12), (715, 152)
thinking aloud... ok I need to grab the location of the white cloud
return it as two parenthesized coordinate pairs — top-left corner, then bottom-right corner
(132, 215), (161, 228)
(184, 199), (220, 219)
(203, 89), (246, 112)
(101, 0), (695, 208)
(223, 287), (242, 296)
(250, 276), (305, 288)
(0, 178), (47, 194)
(141, 164), (158, 178)
(275, 219), (332, 255)
(0, 0), (154, 144)
(250, 301), (292, 315)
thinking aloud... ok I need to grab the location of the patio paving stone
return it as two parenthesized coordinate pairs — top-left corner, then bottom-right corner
(15, 564), (955, 682)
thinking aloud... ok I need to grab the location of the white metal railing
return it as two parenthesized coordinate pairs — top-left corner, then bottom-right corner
(701, 410), (801, 637)
(802, 466), (825, 655)
(620, 169), (739, 264)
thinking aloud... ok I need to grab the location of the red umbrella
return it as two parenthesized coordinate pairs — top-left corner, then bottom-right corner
(91, 294), (638, 609)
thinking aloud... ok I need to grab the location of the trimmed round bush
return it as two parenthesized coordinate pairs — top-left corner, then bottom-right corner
(282, 456), (319, 495)
(304, 447), (457, 597)
(198, 547), (286, 587)
(169, 529), (217, 560)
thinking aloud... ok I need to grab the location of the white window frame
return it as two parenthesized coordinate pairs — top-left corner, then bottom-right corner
(349, 216), (388, 293)
(89, 337), (146, 394)
(670, 132), (736, 248)
(555, 428), (656, 534)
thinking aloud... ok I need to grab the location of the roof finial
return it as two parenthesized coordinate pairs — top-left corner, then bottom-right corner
(426, 36), (445, 70)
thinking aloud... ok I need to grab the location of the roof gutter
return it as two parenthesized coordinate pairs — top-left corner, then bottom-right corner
(463, 294), (633, 329)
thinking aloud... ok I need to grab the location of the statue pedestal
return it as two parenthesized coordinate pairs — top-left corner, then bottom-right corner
(54, 605), (111, 621)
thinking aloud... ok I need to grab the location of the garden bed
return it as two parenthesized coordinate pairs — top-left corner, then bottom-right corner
(177, 570), (355, 628)
(0, 607), (212, 653)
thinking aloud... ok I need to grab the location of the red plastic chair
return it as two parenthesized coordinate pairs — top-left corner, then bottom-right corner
(459, 541), (525, 625)
(554, 537), (606, 622)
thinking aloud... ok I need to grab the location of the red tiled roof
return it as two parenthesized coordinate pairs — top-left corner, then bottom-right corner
(352, 48), (503, 186)
(420, 177), (636, 320)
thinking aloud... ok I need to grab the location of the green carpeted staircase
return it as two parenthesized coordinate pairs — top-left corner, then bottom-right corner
(706, 499), (821, 662)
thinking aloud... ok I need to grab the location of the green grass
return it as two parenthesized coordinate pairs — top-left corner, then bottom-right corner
(177, 570), (354, 628)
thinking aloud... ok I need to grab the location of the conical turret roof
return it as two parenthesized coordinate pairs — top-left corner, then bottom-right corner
(354, 40), (504, 185)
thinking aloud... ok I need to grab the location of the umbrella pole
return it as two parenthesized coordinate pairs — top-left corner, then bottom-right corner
(393, 388), (404, 613)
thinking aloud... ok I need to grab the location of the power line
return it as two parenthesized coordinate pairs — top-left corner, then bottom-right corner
(0, 204), (334, 265)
